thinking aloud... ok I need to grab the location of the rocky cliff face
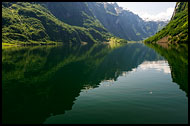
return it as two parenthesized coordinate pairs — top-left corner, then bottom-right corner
(87, 2), (167, 41)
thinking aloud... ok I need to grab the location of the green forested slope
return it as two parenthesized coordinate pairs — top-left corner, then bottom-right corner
(2, 2), (115, 45)
(144, 2), (188, 43)
(2, 2), (168, 45)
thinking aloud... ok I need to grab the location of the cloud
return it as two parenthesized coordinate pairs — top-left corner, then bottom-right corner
(139, 7), (175, 21)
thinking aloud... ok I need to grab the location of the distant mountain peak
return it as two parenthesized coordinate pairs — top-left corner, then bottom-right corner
(111, 2), (119, 8)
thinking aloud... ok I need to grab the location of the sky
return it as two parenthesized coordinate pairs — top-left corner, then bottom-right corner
(116, 2), (176, 21)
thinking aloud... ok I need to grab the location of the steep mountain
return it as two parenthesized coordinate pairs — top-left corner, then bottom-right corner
(2, 2), (114, 45)
(87, 2), (167, 41)
(43, 2), (106, 32)
(144, 2), (188, 43)
(2, 2), (168, 45)
(41, 2), (167, 41)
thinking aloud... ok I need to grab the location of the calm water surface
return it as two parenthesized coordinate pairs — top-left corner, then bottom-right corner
(2, 43), (188, 124)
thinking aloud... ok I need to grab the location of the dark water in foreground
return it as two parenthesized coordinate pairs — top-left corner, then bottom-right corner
(2, 43), (188, 124)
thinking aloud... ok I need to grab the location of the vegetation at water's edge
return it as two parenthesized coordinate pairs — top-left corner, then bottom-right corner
(144, 2), (188, 44)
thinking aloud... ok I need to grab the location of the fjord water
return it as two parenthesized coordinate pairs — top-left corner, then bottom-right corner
(2, 43), (188, 124)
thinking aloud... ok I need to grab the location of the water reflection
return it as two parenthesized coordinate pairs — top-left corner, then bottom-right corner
(146, 43), (188, 96)
(138, 61), (171, 74)
(2, 43), (187, 124)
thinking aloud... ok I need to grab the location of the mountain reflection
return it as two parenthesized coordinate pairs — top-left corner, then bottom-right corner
(145, 43), (188, 96)
(3, 43), (181, 124)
